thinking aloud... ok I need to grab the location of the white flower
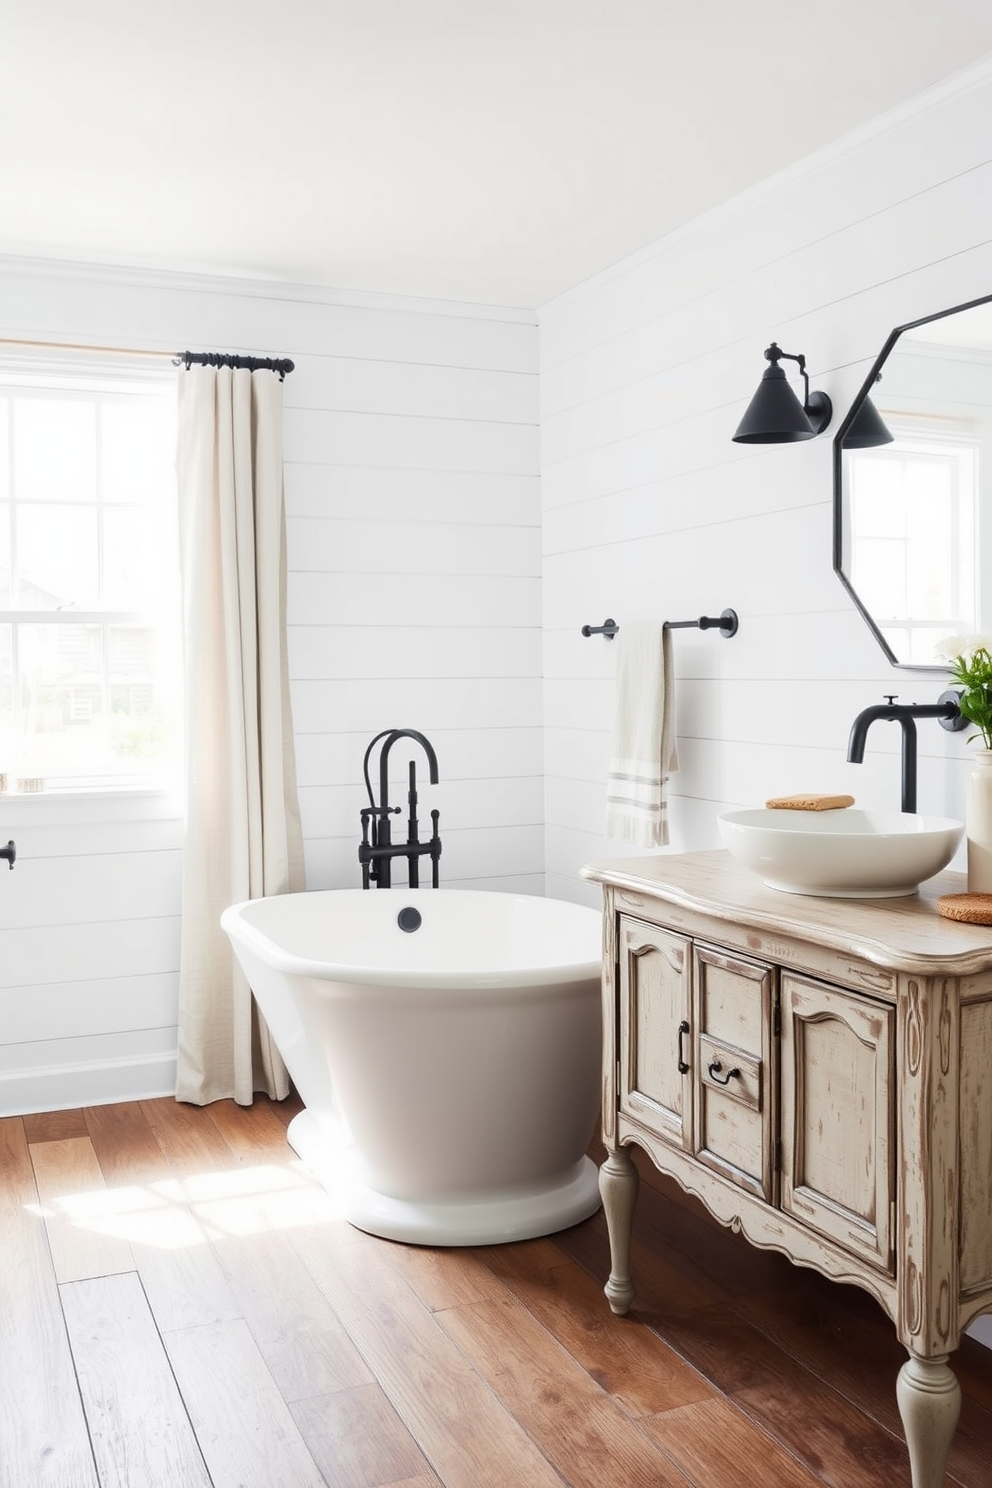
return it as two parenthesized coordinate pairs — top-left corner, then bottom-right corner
(934, 634), (968, 662)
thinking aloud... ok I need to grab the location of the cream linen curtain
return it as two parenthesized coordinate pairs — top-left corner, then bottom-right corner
(175, 365), (305, 1105)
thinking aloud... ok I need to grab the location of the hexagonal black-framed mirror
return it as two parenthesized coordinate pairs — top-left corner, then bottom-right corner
(833, 292), (992, 669)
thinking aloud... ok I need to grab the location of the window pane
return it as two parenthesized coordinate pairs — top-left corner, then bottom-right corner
(16, 505), (99, 609)
(0, 500), (9, 606)
(103, 505), (174, 608)
(14, 398), (96, 502)
(109, 626), (176, 763)
(17, 622), (105, 778)
(0, 624), (11, 769)
(102, 399), (175, 504)
(0, 397), (8, 500)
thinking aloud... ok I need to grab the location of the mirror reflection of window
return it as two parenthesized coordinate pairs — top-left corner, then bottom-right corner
(844, 428), (979, 667)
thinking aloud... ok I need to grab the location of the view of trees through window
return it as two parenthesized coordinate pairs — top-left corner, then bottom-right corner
(0, 368), (181, 790)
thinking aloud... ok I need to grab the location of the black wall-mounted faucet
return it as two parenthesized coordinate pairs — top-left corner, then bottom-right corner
(846, 691), (966, 813)
(0, 840), (14, 870)
(359, 729), (441, 889)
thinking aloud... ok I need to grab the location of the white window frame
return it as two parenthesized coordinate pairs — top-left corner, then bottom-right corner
(0, 354), (182, 802)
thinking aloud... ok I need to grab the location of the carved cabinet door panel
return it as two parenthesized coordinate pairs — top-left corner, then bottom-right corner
(780, 972), (895, 1273)
(618, 917), (692, 1151)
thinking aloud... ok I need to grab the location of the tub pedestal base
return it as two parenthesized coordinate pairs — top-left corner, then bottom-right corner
(287, 1110), (601, 1247)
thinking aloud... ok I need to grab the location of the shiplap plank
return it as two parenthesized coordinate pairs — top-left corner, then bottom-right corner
(60, 1272), (212, 1488)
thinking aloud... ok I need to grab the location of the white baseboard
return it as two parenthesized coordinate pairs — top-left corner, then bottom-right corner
(0, 1051), (176, 1117)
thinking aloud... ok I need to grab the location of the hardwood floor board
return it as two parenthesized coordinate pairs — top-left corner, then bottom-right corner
(479, 1235), (717, 1418)
(290, 1381), (434, 1488)
(83, 1096), (245, 1332)
(651, 1300), (911, 1488)
(212, 1225), (376, 1402)
(387, 1237), (510, 1311)
(60, 1271), (212, 1488)
(294, 1227), (569, 1488)
(378, 1477), (442, 1488)
(23, 1108), (88, 1143)
(207, 1094), (300, 1165)
(269, 1086), (306, 1127)
(731, 1277), (992, 1487)
(642, 1396), (826, 1488)
(164, 1316), (327, 1488)
(954, 1335), (992, 1414)
(436, 1291), (695, 1488)
(140, 1095), (243, 1177)
(0, 1118), (100, 1488)
(85, 1100), (175, 1188)
(29, 1135), (135, 1284)
(0, 1111), (39, 1205)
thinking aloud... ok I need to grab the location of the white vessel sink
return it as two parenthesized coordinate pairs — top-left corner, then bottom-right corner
(718, 807), (963, 898)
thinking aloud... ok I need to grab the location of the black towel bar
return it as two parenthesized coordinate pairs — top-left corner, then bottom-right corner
(581, 609), (738, 640)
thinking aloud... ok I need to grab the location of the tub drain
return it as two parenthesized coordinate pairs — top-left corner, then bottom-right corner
(397, 906), (422, 933)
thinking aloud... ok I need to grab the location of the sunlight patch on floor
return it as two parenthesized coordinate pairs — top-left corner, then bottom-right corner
(23, 1157), (350, 1248)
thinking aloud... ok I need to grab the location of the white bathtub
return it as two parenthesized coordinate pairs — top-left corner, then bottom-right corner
(220, 888), (604, 1245)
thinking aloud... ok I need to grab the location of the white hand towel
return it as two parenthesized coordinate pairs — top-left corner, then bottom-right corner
(606, 621), (680, 846)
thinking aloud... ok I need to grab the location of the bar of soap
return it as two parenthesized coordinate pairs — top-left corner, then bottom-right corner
(764, 793), (856, 811)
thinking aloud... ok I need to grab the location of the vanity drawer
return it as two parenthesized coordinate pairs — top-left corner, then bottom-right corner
(692, 943), (777, 1202)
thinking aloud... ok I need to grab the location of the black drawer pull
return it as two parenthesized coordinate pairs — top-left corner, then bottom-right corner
(677, 1020), (690, 1074)
(708, 1059), (741, 1086)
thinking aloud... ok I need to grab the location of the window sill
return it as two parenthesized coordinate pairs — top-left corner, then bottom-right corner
(0, 784), (184, 827)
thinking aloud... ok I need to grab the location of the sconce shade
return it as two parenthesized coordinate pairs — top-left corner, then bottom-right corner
(732, 342), (833, 444)
(843, 395), (894, 449)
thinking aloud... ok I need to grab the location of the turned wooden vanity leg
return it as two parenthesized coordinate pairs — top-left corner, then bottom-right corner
(896, 1353), (961, 1488)
(599, 1146), (639, 1315)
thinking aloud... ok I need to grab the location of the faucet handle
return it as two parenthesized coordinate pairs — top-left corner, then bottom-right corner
(883, 694), (898, 705)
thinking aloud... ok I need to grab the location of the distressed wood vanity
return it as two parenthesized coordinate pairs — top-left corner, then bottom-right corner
(583, 850), (992, 1488)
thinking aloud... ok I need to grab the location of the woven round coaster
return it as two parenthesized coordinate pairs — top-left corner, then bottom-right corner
(937, 893), (992, 925)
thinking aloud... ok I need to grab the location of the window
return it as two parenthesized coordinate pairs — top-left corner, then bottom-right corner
(0, 362), (181, 792)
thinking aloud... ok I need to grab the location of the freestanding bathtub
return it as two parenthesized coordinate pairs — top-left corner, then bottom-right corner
(220, 888), (604, 1245)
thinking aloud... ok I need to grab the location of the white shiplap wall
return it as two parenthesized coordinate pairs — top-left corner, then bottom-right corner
(0, 262), (540, 1113)
(541, 59), (992, 906)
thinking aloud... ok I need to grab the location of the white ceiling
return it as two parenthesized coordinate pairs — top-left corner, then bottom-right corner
(4, 1), (992, 309)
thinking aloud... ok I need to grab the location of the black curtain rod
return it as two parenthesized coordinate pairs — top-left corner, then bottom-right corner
(176, 351), (295, 380)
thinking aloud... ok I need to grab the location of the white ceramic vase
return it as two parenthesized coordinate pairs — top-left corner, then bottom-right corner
(966, 749), (992, 892)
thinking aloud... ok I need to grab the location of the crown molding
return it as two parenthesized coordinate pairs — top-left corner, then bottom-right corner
(0, 252), (538, 326)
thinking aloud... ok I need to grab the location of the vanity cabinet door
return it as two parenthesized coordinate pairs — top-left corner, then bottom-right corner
(692, 944), (777, 1202)
(780, 973), (895, 1273)
(618, 917), (692, 1151)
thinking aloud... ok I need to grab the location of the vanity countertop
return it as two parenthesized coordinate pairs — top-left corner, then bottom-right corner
(582, 849), (992, 977)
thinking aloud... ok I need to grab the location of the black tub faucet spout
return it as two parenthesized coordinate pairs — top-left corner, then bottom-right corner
(846, 692), (965, 813)
(359, 729), (441, 888)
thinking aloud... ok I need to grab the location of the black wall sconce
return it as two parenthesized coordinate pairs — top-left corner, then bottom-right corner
(842, 375), (894, 449)
(732, 342), (833, 443)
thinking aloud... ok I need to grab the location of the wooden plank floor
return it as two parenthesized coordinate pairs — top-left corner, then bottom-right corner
(2, 1095), (990, 1488)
